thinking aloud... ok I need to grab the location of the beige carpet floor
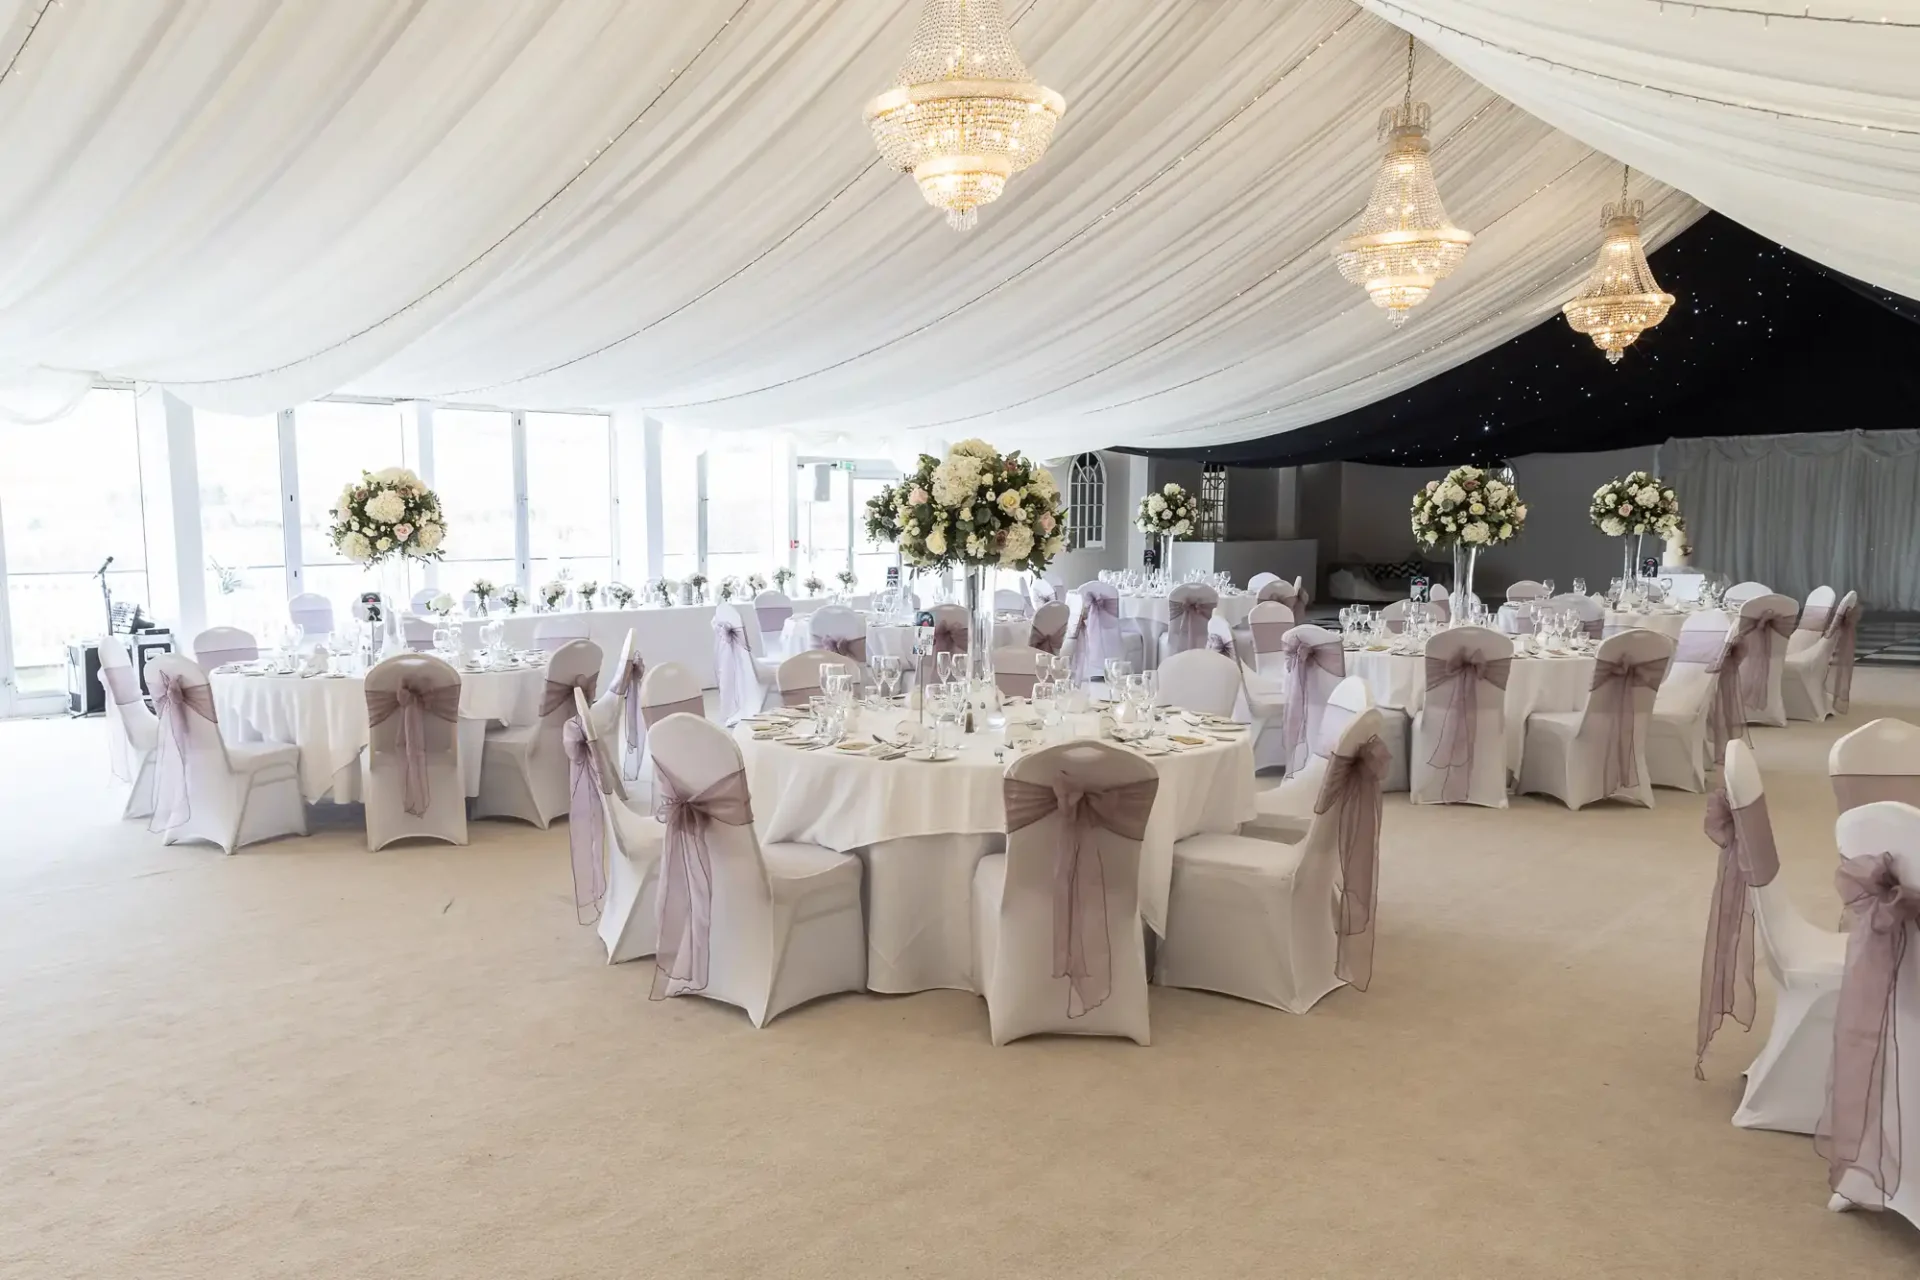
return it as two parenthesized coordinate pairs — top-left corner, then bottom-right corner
(6, 676), (1920, 1278)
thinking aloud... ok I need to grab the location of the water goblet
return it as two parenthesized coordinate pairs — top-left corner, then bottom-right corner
(1541, 578), (1556, 598)
(1572, 577), (1586, 598)
(935, 650), (954, 684)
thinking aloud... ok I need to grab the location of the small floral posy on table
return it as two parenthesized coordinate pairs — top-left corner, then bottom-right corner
(803, 573), (825, 597)
(835, 569), (857, 593)
(650, 579), (677, 608)
(498, 585), (526, 613)
(1410, 465), (1527, 549)
(772, 567), (795, 593)
(716, 576), (743, 603)
(540, 580), (570, 611)
(863, 483), (903, 545)
(745, 572), (768, 595)
(607, 582), (635, 608)
(685, 573), (708, 603)
(1135, 482), (1200, 539)
(578, 580), (599, 609)
(329, 467), (447, 565)
(1590, 470), (1682, 538)
(470, 578), (496, 610)
(425, 592), (456, 617)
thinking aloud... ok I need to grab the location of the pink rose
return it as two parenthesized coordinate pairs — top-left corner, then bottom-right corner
(1618, 503), (1632, 516)
(394, 523), (413, 540)
(1039, 512), (1056, 533)
(909, 487), (929, 505)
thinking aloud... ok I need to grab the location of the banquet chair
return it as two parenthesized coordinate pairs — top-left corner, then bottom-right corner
(970, 740), (1157, 1045)
(1429, 584), (1450, 609)
(1784, 589), (1857, 722)
(1505, 581), (1548, 602)
(1378, 600), (1409, 632)
(993, 645), (1043, 698)
(1702, 741), (1847, 1134)
(192, 626), (259, 670)
(1517, 630), (1674, 810)
(1243, 677), (1371, 842)
(1829, 718), (1920, 812)
(1158, 583), (1218, 663)
(1257, 579), (1305, 614)
(1069, 581), (1133, 683)
(604, 627), (646, 784)
(1788, 585), (1837, 656)
(646, 714), (865, 1026)
(1724, 581), (1772, 606)
(533, 614), (590, 653)
(628, 661), (705, 803)
(1244, 601), (1295, 680)
(571, 687), (666, 965)
(1027, 601), (1069, 656)
(1552, 593), (1606, 640)
(1205, 614), (1239, 664)
(993, 588), (1031, 618)
(808, 605), (868, 664)
(1216, 615), (1284, 756)
(1410, 626), (1513, 808)
(410, 588), (437, 612)
(401, 616), (437, 652)
(929, 603), (971, 657)
(1648, 612), (1733, 794)
(97, 634), (158, 819)
(1826, 800), (1920, 1222)
(287, 592), (334, 643)
(1157, 649), (1241, 718)
(1276, 624), (1345, 776)
(1728, 593), (1797, 727)
(1247, 572), (1281, 596)
(141, 653), (306, 854)
(360, 654), (467, 851)
(1157, 701), (1387, 1013)
(712, 602), (779, 723)
(777, 649), (858, 707)
(474, 638), (601, 829)
(753, 590), (795, 657)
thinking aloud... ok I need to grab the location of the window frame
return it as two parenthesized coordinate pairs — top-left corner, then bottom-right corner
(1067, 452), (1106, 551)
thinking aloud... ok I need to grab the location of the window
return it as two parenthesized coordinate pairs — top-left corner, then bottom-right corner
(0, 390), (150, 695)
(432, 408), (518, 596)
(1198, 463), (1228, 541)
(196, 410), (286, 633)
(295, 401), (407, 606)
(1067, 452), (1105, 551)
(526, 411), (613, 589)
(851, 474), (899, 592)
(704, 435), (778, 585)
(798, 462), (850, 587)
(659, 427), (702, 581)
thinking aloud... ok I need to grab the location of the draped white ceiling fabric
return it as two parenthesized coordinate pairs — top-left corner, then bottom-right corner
(0, 0), (1728, 452)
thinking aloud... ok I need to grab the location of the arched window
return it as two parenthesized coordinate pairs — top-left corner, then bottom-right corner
(1197, 463), (1228, 541)
(1067, 452), (1105, 550)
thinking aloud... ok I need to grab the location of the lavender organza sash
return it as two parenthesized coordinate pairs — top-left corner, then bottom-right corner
(712, 621), (751, 720)
(610, 651), (647, 781)
(1829, 606), (1858, 714)
(562, 719), (607, 925)
(650, 765), (754, 1000)
(932, 618), (969, 655)
(1695, 789), (1781, 1078)
(756, 604), (792, 636)
(1675, 628), (1747, 765)
(1257, 582), (1296, 607)
(1314, 735), (1389, 991)
(1729, 614), (1794, 711)
(101, 664), (143, 706)
(1164, 597), (1211, 655)
(365, 680), (461, 817)
(1280, 637), (1343, 773)
(1003, 773), (1158, 1019)
(820, 634), (868, 663)
(1798, 605), (1833, 634)
(997, 671), (1037, 698)
(1249, 621), (1291, 653)
(641, 696), (705, 727)
(1423, 652), (1511, 803)
(1029, 621), (1065, 655)
(539, 672), (598, 718)
(1833, 774), (1920, 813)
(1590, 654), (1666, 796)
(149, 672), (217, 831)
(1206, 631), (1234, 658)
(1817, 853), (1920, 1202)
(781, 683), (821, 708)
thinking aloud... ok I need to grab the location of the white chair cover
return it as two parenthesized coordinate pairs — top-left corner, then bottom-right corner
(143, 652), (305, 853)
(993, 588), (1030, 618)
(1257, 579), (1306, 614)
(98, 634), (158, 819)
(1245, 601), (1295, 679)
(534, 614), (590, 653)
(711, 602), (770, 724)
(1244, 677), (1371, 841)
(362, 654), (466, 851)
(1029, 578), (1059, 609)
(777, 648), (858, 708)
(410, 588), (437, 612)
(287, 592), (334, 641)
(1159, 583), (1218, 660)
(647, 715), (865, 1026)
(400, 615), (436, 652)
(628, 661), (704, 799)
(992, 645), (1042, 698)
(1727, 593), (1797, 728)
(1724, 581), (1772, 606)
(753, 590), (795, 655)
(971, 741), (1157, 1045)
(1277, 624), (1344, 775)
(1648, 611), (1733, 794)
(808, 605), (868, 664)
(192, 626), (258, 669)
(1246, 572), (1280, 595)
(474, 637), (601, 828)
(605, 628), (647, 783)
(1157, 649), (1240, 718)
(1505, 580), (1548, 601)
(1829, 718), (1920, 813)
(1790, 585), (1839, 654)
(1027, 601), (1070, 656)
(929, 604), (970, 656)
(1785, 588), (1857, 722)
(1069, 581), (1123, 684)
(1518, 630), (1674, 810)
(1410, 626), (1512, 808)
(574, 689), (666, 965)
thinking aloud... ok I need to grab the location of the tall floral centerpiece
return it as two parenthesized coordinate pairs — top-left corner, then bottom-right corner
(328, 467), (447, 654)
(1135, 482), (1201, 573)
(1590, 471), (1682, 587)
(891, 440), (1067, 668)
(1409, 465), (1526, 611)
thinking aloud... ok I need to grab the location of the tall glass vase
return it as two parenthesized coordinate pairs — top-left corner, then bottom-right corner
(1158, 533), (1174, 578)
(1621, 536), (1638, 590)
(1450, 543), (1478, 619)
(964, 564), (994, 679)
(374, 557), (409, 659)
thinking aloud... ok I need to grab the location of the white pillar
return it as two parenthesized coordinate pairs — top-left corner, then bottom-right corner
(134, 389), (207, 641)
(642, 415), (665, 581)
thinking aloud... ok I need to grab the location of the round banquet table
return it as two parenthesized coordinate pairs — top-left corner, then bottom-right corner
(1069, 591), (1258, 628)
(781, 612), (1030, 661)
(1345, 646), (1598, 775)
(211, 664), (548, 803)
(734, 708), (1256, 993)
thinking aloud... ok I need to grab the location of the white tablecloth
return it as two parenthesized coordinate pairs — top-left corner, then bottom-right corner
(1346, 648), (1597, 774)
(735, 709), (1255, 989)
(211, 667), (547, 803)
(1068, 591), (1257, 627)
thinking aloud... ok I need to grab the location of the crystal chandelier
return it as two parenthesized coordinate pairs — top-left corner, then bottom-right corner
(1334, 36), (1473, 326)
(865, 0), (1066, 231)
(1563, 166), (1676, 363)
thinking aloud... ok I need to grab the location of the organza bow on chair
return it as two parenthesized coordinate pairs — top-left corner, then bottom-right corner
(642, 696), (704, 726)
(1818, 853), (1920, 1202)
(1695, 787), (1782, 1078)
(820, 634), (868, 663)
(609, 650), (647, 781)
(366, 678), (461, 816)
(1589, 654), (1667, 797)
(1727, 613), (1794, 713)
(1423, 651), (1511, 804)
(1070, 593), (1119, 684)
(1029, 618), (1066, 656)
(562, 718), (607, 925)
(932, 618), (969, 656)
(711, 621), (753, 722)
(539, 672), (598, 717)
(1675, 627), (1746, 765)
(650, 764), (755, 1001)
(1279, 635), (1344, 772)
(1003, 773), (1159, 1019)
(1828, 604), (1859, 715)
(1163, 595), (1211, 655)
(1313, 735), (1390, 991)
(149, 669), (217, 831)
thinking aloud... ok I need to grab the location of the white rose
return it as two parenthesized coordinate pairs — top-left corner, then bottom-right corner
(926, 528), (947, 555)
(1000, 524), (1034, 563)
(1486, 481), (1508, 504)
(376, 536), (392, 551)
(1172, 520), (1191, 536)
(1044, 536), (1064, 559)
(964, 533), (987, 559)
(416, 523), (444, 551)
(1600, 517), (1625, 537)
(1163, 483), (1179, 496)
(1463, 521), (1490, 545)
(1148, 495), (1166, 513)
(1468, 502), (1485, 516)
(365, 490), (406, 524)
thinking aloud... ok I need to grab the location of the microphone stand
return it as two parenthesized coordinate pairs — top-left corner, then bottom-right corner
(94, 555), (115, 635)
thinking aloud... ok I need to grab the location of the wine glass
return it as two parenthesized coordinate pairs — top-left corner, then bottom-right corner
(1541, 578), (1555, 598)
(935, 650), (954, 684)
(1572, 577), (1586, 598)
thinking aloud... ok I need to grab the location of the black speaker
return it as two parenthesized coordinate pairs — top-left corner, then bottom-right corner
(66, 642), (103, 716)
